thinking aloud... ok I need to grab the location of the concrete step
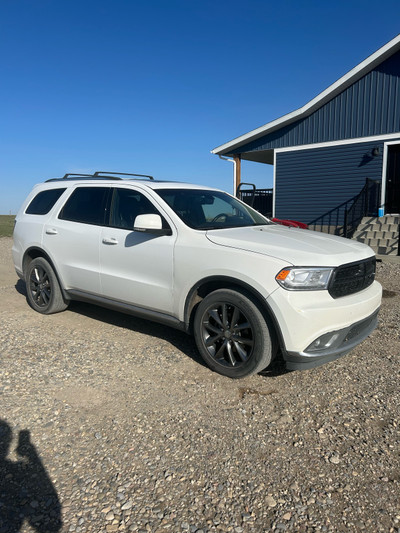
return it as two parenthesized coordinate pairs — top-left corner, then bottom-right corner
(354, 237), (399, 248)
(375, 245), (399, 256)
(357, 242), (399, 255)
(361, 216), (399, 225)
(310, 215), (399, 256)
(358, 224), (399, 233)
(353, 230), (399, 240)
(376, 254), (400, 263)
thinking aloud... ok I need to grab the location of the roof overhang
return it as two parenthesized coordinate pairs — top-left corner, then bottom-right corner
(240, 150), (274, 164)
(212, 33), (400, 157)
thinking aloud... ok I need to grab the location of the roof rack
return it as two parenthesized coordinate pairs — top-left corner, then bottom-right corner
(45, 176), (125, 183)
(45, 171), (155, 183)
(45, 173), (94, 182)
(93, 171), (154, 180)
(62, 173), (94, 179)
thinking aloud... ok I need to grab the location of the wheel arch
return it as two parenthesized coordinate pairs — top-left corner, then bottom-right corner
(22, 247), (70, 301)
(184, 275), (285, 353)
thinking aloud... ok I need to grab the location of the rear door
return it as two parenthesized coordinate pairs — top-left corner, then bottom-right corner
(100, 186), (176, 313)
(43, 186), (110, 295)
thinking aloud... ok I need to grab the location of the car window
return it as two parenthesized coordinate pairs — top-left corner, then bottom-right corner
(109, 188), (167, 230)
(156, 189), (269, 229)
(59, 187), (110, 225)
(26, 188), (66, 215)
(201, 196), (239, 221)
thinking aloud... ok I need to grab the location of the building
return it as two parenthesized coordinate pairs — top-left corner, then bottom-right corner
(212, 34), (400, 253)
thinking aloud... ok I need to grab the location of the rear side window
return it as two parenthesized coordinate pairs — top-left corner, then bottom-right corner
(26, 188), (66, 215)
(59, 187), (110, 225)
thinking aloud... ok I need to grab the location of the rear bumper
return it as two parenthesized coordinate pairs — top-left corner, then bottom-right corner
(283, 308), (379, 370)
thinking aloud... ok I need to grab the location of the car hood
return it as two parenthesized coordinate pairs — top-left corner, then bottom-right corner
(206, 225), (374, 266)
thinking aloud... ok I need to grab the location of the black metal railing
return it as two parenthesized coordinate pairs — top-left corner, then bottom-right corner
(236, 183), (256, 206)
(308, 197), (359, 236)
(237, 184), (273, 217)
(343, 179), (380, 237)
(308, 178), (380, 238)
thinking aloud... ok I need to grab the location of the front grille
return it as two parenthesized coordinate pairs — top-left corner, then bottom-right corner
(328, 257), (376, 298)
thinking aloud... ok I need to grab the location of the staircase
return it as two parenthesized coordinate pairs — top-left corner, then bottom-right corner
(352, 216), (399, 256)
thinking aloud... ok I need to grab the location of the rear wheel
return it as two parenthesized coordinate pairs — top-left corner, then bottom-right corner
(193, 289), (273, 378)
(26, 257), (69, 314)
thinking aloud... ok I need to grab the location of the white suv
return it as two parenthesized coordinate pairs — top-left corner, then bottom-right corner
(12, 172), (382, 378)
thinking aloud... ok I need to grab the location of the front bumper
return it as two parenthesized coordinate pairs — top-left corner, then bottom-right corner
(283, 308), (379, 370)
(267, 280), (382, 371)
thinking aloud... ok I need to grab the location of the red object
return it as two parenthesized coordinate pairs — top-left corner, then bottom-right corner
(271, 218), (308, 229)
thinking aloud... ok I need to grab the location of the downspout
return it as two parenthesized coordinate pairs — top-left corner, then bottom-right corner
(218, 155), (241, 195)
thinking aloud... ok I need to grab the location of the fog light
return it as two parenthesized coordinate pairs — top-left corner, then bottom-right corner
(306, 332), (340, 352)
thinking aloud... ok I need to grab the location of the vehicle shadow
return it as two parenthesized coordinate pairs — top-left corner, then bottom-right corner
(15, 279), (289, 377)
(259, 356), (290, 377)
(68, 301), (291, 377)
(0, 420), (62, 532)
(15, 279), (27, 296)
(66, 300), (208, 369)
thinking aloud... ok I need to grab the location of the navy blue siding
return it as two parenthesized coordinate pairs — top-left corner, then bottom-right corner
(231, 50), (400, 154)
(275, 140), (387, 224)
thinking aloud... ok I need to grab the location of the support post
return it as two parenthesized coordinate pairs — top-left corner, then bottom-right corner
(234, 155), (241, 194)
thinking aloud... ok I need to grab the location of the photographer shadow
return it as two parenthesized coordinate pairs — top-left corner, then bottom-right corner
(0, 420), (62, 532)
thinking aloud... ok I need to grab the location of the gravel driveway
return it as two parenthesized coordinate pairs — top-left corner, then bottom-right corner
(1, 236), (399, 533)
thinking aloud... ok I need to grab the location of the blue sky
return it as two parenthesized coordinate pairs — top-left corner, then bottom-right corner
(1, 0), (399, 214)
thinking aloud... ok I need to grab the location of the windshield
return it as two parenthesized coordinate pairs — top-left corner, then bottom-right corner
(156, 189), (271, 230)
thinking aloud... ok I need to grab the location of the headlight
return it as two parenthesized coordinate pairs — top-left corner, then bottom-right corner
(276, 267), (333, 290)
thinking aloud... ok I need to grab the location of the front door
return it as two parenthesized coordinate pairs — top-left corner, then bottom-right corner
(385, 144), (400, 213)
(100, 187), (176, 314)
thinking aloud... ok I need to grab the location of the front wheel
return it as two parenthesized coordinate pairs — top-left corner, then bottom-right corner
(193, 289), (273, 378)
(25, 257), (69, 314)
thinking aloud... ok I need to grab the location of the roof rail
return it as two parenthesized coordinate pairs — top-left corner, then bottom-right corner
(93, 171), (154, 180)
(45, 171), (155, 183)
(45, 176), (124, 183)
(62, 173), (94, 179)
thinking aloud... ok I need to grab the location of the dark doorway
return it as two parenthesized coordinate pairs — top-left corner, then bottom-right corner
(385, 144), (400, 213)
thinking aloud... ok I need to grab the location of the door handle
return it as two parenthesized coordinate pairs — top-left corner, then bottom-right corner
(102, 237), (118, 245)
(45, 228), (58, 235)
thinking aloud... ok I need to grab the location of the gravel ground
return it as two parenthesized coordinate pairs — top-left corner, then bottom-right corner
(0, 236), (399, 533)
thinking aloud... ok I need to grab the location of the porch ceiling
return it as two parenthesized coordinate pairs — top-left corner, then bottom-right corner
(240, 149), (274, 164)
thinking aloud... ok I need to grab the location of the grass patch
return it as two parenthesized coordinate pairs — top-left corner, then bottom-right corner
(0, 215), (15, 237)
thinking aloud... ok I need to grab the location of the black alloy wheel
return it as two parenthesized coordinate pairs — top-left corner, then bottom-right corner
(194, 289), (273, 378)
(25, 257), (68, 314)
(201, 302), (254, 366)
(29, 264), (51, 309)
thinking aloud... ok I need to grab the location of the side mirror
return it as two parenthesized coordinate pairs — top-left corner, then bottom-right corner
(134, 214), (172, 235)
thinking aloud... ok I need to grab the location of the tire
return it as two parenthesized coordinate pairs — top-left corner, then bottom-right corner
(193, 289), (273, 378)
(25, 257), (69, 314)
